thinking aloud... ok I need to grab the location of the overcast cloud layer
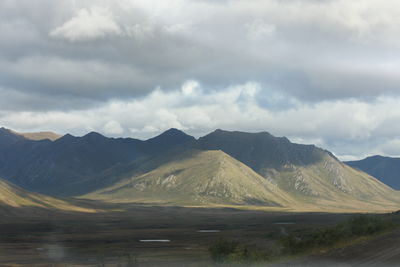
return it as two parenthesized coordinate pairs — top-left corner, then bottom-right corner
(1, 0), (400, 160)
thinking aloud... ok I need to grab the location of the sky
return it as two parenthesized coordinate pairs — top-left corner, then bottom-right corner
(1, 0), (400, 160)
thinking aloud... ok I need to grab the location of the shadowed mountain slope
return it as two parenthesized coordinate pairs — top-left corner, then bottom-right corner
(0, 128), (194, 196)
(0, 127), (26, 148)
(196, 129), (330, 174)
(85, 150), (295, 207)
(194, 130), (400, 211)
(143, 128), (195, 154)
(1, 127), (400, 211)
(0, 177), (94, 215)
(346, 155), (400, 190)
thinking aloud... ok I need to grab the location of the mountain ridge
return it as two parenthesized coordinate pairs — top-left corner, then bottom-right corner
(86, 149), (296, 207)
(346, 155), (400, 190)
(0, 127), (399, 212)
(0, 128), (195, 196)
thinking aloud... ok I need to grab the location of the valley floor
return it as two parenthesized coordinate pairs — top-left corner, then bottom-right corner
(0, 202), (398, 266)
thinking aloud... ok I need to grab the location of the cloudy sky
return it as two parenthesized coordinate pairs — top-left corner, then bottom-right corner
(1, 0), (400, 160)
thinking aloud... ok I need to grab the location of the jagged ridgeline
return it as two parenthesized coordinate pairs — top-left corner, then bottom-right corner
(0, 127), (194, 196)
(0, 127), (399, 211)
(195, 130), (400, 211)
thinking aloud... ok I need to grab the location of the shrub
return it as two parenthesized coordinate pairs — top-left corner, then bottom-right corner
(209, 239), (239, 262)
(209, 239), (274, 263)
(209, 214), (398, 264)
(281, 215), (396, 254)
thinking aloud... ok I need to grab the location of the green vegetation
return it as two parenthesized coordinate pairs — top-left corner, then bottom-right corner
(209, 214), (399, 264)
(209, 239), (240, 262)
(281, 215), (397, 254)
(209, 239), (272, 263)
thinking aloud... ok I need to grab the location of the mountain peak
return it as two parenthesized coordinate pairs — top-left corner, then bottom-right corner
(55, 133), (78, 143)
(146, 128), (195, 142)
(212, 128), (225, 133)
(84, 131), (106, 138)
(143, 128), (195, 153)
(0, 127), (27, 146)
(86, 149), (294, 207)
(0, 127), (13, 134)
(209, 129), (275, 138)
(197, 128), (324, 172)
(160, 128), (190, 136)
(80, 132), (109, 143)
(366, 155), (391, 160)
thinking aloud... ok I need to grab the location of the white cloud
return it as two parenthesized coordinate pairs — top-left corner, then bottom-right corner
(181, 80), (200, 96)
(50, 7), (122, 42)
(3, 80), (400, 159)
(245, 19), (275, 40)
(3, 0), (400, 159)
(103, 121), (123, 135)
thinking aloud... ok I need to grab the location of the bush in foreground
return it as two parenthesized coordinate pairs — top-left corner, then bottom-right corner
(281, 215), (396, 254)
(209, 214), (398, 264)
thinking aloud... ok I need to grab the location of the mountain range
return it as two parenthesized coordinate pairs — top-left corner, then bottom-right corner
(0, 127), (399, 212)
(346, 155), (400, 190)
(0, 127), (193, 196)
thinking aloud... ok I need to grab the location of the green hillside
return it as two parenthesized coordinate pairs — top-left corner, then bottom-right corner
(85, 150), (295, 207)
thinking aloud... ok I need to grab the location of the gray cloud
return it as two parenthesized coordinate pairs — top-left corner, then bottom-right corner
(1, 0), (400, 158)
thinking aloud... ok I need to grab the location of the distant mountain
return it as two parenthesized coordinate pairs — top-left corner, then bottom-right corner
(1, 127), (399, 212)
(196, 129), (329, 174)
(0, 177), (93, 216)
(0, 127), (26, 148)
(143, 128), (195, 154)
(83, 129), (400, 211)
(0, 128), (195, 196)
(346, 155), (400, 190)
(11, 129), (62, 141)
(194, 130), (400, 211)
(86, 149), (295, 207)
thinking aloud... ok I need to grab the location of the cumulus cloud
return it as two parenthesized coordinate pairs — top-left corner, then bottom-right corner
(50, 7), (122, 42)
(2, 80), (400, 159)
(1, 0), (400, 158)
(103, 121), (124, 135)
